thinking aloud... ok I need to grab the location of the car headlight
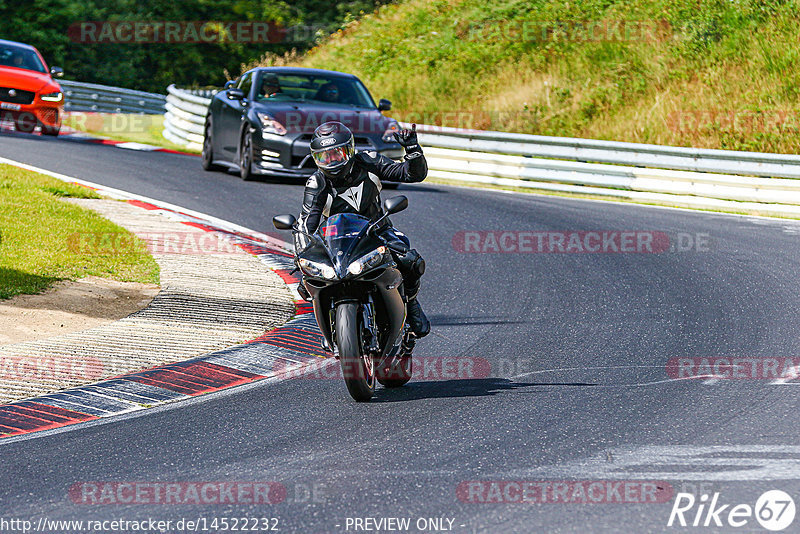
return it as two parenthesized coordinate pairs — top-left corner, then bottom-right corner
(382, 121), (400, 143)
(347, 246), (386, 275)
(40, 91), (63, 102)
(256, 112), (287, 135)
(299, 258), (336, 279)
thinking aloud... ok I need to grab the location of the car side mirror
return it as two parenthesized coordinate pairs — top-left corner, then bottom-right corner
(383, 196), (408, 215)
(227, 87), (246, 100)
(50, 66), (63, 78)
(273, 214), (297, 230)
(378, 99), (392, 111)
(224, 80), (236, 89)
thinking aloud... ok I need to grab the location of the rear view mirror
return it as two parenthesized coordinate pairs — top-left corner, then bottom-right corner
(383, 196), (408, 215)
(227, 87), (245, 100)
(273, 214), (297, 230)
(378, 99), (392, 111)
(50, 66), (63, 78)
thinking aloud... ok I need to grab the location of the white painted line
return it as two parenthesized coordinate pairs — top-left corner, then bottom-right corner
(114, 142), (160, 151)
(772, 365), (800, 385)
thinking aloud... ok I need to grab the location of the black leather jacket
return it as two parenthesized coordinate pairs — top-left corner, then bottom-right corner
(297, 146), (427, 241)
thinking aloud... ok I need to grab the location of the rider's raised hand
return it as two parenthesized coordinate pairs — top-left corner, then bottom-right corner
(393, 123), (418, 147)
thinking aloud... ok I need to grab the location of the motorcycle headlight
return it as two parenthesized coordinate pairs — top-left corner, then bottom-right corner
(256, 112), (287, 135)
(40, 91), (63, 102)
(381, 121), (400, 143)
(347, 246), (386, 275)
(299, 258), (336, 280)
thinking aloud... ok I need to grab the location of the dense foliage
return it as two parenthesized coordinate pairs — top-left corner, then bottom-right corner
(0, 0), (387, 92)
(293, 0), (800, 153)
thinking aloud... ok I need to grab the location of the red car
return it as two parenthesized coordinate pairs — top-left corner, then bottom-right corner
(0, 39), (64, 136)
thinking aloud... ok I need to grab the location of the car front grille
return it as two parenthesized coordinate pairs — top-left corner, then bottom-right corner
(0, 87), (35, 105)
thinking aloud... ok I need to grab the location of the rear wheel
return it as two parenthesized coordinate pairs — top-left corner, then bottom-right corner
(336, 302), (375, 401)
(239, 129), (256, 181)
(201, 119), (222, 171)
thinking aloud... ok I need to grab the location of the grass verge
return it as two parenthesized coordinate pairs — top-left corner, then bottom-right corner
(63, 112), (201, 154)
(243, 0), (800, 155)
(0, 164), (160, 299)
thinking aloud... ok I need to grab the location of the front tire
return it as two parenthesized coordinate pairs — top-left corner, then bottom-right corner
(336, 302), (375, 402)
(239, 129), (256, 181)
(376, 352), (412, 388)
(40, 125), (60, 136)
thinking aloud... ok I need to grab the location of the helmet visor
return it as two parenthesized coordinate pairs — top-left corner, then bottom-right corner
(311, 143), (354, 169)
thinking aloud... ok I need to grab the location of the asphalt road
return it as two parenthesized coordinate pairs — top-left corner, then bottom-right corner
(2, 130), (800, 533)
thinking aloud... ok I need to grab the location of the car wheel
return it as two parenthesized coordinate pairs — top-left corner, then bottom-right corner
(40, 123), (60, 136)
(201, 119), (223, 171)
(239, 129), (256, 181)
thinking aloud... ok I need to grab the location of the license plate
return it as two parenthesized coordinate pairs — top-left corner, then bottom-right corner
(0, 102), (21, 111)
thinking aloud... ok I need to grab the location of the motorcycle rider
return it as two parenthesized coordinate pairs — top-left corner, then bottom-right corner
(296, 121), (430, 338)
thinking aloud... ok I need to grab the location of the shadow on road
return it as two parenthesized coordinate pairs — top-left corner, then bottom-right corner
(372, 378), (597, 402)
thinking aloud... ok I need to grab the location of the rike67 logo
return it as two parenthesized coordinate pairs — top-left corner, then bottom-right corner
(668, 490), (796, 531)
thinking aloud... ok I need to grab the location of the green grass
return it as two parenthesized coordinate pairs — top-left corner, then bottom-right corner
(245, 0), (800, 154)
(63, 113), (201, 154)
(0, 165), (160, 300)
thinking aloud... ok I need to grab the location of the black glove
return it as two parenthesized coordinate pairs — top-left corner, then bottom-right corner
(393, 123), (419, 148)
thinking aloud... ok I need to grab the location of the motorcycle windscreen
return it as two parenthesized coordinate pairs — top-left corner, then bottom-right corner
(319, 213), (371, 274)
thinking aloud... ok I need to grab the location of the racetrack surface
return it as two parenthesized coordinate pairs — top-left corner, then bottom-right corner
(2, 130), (800, 532)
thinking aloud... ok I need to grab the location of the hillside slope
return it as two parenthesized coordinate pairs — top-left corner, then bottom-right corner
(252, 0), (800, 153)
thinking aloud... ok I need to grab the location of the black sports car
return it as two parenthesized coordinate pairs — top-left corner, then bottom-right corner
(201, 67), (405, 181)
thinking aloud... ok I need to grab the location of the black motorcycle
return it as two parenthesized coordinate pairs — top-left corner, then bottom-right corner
(273, 196), (415, 401)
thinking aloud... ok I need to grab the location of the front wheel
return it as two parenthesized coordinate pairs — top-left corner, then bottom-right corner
(239, 129), (256, 181)
(376, 352), (412, 388)
(336, 302), (375, 401)
(40, 123), (60, 136)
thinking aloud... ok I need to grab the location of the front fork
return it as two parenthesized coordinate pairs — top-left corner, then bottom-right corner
(360, 295), (414, 371)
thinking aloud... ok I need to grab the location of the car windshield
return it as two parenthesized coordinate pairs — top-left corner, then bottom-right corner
(254, 72), (376, 109)
(0, 44), (46, 73)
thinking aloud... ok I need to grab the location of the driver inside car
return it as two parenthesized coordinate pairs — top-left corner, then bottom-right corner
(259, 74), (282, 98)
(296, 121), (430, 338)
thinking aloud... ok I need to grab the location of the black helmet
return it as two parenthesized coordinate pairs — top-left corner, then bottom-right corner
(310, 121), (355, 183)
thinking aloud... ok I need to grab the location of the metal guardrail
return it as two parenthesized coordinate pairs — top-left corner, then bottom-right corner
(162, 85), (212, 151)
(161, 85), (800, 216)
(60, 80), (166, 114)
(408, 125), (800, 217)
(412, 124), (800, 180)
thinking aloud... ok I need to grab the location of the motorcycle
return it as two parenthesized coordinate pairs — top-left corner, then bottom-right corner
(273, 196), (416, 401)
